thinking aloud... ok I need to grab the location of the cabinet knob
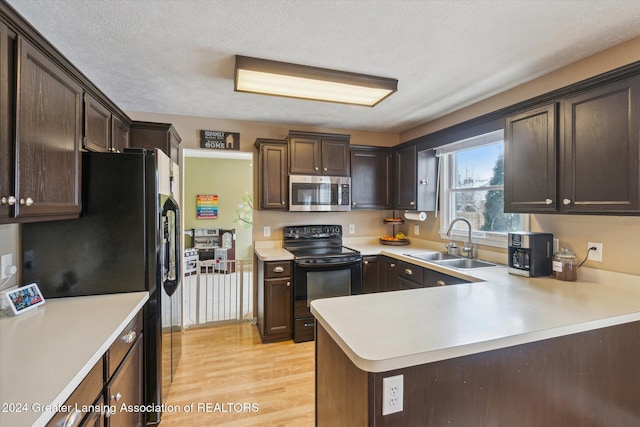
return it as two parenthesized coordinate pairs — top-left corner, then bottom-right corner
(390, 263), (396, 268)
(410, 201), (415, 206)
(281, 201), (285, 205)
(420, 179), (428, 185)
(2, 196), (16, 206)
(286, 281), (290, 286)
(111, 392), (122, 401)
(19, 197), (33, 206)
(404, 268), (413, 275)
(352, 202), (356, 206)
(121, 330), (137, 344)
(314, 166), (319, 171)
(563, 198), (571, 205)
(363, 260), (368, 265)
(437, 280), (446, 286)
(323, 167), (327, 171)
(273, 266), (285, 273)
(545, 199), (553, 205)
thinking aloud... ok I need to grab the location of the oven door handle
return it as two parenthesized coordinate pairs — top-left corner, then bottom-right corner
(295, 258), (361, 268)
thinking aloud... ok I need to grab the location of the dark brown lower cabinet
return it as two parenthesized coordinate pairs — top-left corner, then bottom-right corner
(46, 358), (104, 427)
(107, 336), (143, 427)
(257, 260), (293, 342)
(316, 320), (640, 426)
(380, 256), (469, 290)
(362, 256), (381, 293)
(380, 256), (398, 292)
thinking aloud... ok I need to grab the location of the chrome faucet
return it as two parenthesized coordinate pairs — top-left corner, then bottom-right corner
(446, 218), (474, 258)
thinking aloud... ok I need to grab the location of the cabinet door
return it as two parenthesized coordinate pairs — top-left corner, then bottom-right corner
(111, 115), (129, 153)
(83, 93), (111, 152)
(15, 37), (82, 220)
(381, 256), (398, 292)
(258, 142), (288, 209)
(0, 22), (15, 221)
(504, 104), (557, 212)
(362, 256), (380, 294)
(289, 137), (321, 174)
(265, 278), (292, 337)
(107, 336), (143, 427)
(560, 77), (640, 213)
(394, 145), (417, 209)
(350, 148), (392, 209)
(321, 138), (350, 176)
(417, 149), (439, 211)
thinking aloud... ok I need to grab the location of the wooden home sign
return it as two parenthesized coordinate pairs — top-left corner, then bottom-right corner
(200, 130), (240, 150)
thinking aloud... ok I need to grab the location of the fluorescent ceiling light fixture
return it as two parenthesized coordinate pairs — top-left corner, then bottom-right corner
(234, 55), (397, 107)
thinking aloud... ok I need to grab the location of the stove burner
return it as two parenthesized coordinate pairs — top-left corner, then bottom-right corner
(283, 225), (360, 262)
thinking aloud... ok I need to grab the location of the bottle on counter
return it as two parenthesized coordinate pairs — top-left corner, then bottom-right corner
(552, 247), (577, 281)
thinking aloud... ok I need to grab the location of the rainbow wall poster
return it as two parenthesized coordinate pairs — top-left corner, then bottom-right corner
(196, 194), (218, 219)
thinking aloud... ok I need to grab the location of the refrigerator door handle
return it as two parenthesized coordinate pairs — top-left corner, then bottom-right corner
(161, 196), (181, 296)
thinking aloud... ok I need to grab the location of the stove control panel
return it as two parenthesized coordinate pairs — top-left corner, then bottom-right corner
(284, 225), (342, 239)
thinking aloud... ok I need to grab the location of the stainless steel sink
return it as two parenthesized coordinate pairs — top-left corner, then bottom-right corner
(406, 252), (461, 261)
(434, 258), (498, 269)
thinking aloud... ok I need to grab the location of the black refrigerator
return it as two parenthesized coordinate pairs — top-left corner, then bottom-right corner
(21, 148), (181, 426)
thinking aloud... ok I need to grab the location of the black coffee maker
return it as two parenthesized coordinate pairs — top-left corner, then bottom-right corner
(508, 232), (553, 277)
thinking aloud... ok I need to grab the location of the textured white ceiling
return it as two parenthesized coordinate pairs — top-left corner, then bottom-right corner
(6, 0), (640, 133)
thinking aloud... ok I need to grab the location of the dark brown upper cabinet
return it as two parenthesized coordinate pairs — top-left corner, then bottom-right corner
(5, 36), (82, 222)
(255, 139), (288, 210)
(505, 75), (640, 215)
(288, 131), (350, 176)
(130, 121), (181, 165)
(559, 76), (639, 213)
(83, 92), (111, 152)
(393, 145), (417, 209)
(0, 22), (15, 222)
(111, 114), (130, 153)
(350, 146), (392, 210)
(504, 104), (558, 213)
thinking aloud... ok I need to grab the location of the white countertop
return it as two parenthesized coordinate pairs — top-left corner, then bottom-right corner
(310, 242), (640, 373)
(0, 292), (149, 427)
(254, 240), (294, 261)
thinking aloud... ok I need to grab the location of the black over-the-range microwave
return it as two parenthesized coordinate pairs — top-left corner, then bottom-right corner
(288, 175), (351, 212)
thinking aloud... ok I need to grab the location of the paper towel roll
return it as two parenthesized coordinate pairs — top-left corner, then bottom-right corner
(404, 211), (427, 221)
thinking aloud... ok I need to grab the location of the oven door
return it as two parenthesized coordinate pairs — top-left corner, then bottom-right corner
(293, 257), (362, 342)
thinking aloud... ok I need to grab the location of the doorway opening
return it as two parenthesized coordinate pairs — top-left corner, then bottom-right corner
(181, 149), (253, 328)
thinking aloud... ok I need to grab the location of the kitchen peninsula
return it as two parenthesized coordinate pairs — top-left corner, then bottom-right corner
(311, 251), (640, 426)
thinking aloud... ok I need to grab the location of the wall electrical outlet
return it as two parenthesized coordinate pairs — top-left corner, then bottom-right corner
(553, 238), (559, 254)
(1, 253), (15, 280)
(587, 242), (603, 262)
(349, 224), (355, 234)
(382, 374), (404, 415)
(414, 225), (420, 236)
(263, 226), (271, 238)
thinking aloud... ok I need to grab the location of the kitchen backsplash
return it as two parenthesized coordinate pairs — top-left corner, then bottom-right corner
(253, 210), (640, 277)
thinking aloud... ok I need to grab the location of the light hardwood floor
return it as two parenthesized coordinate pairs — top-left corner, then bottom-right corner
(160, 323), (315, 426)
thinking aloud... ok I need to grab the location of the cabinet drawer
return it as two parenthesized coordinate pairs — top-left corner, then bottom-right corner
(46, 357), (104, 427)
(265, 261), (292, 279)
(107, 311), (143, 378)
(397, 261), (424, 284)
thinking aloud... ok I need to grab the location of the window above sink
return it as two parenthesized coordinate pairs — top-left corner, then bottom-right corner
(436, 129), (529, 248)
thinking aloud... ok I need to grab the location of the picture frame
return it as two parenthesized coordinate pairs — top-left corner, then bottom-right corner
(5, 283), (45, 315)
